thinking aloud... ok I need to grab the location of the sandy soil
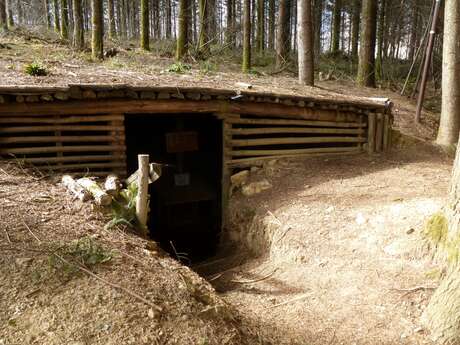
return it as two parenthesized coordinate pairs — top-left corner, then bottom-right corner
(202, 143), (451, 345)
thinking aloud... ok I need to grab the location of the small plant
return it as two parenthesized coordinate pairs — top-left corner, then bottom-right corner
(105, 182), (138, 230)
(199, 60), (216, 75)
(24, 62), (48, 76)
(166, 62), (191, 74)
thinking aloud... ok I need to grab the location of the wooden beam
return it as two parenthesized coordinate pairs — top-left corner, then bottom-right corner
(231, 137), (366, 147)
(230, 127), (365, 135)
(0, 135), (121, 144)
(7, 155), (125, 164)
(367, 113), (376, 154)
(230, 146), (360, 157)
(0, 145), (126, 155)
(0, 125), (124, 133)
(227, 117), (365, 128)
(0, 115), (123, 123)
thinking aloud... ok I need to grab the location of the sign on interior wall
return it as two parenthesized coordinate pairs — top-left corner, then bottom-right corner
(166, 131), (199, 153)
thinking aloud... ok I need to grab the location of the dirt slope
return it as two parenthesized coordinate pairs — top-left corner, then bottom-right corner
(0, 163), (280, 345)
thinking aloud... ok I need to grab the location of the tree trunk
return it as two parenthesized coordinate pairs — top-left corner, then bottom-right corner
(351, 0), (360, 59)
(72, 0), (84, 49)
(297, 0), (314, 85)
(140, 0), (149, 50)
(268, 0), (275, 50)
(108, 0), (116, 39)
(375, 0), (385, 80)
(276, 0), (291, 68)
(165, 0), (172, 39)
(176, 0), (189, 60)
(256, 0), (264, 53)
(331, 0), (341, 54)
(6, 0), (13, 27)
(60, 0), (69, 39)
(408, 0), (418, 62)
(242, 0), (251, 72)
(17, 0), (23, 25)
(225, 0), (233, 47)
(53, 0), (60, 33)
(198, 0), (210, 56)
(313, 0), (323, 58)
(91, 0), (103, 60)
(435, 0), (460, 148)
(356, 0), (377, 87)
(0, 0), (6, 31)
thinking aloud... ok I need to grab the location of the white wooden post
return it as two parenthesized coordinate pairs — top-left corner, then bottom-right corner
(136, 154), (150, 234)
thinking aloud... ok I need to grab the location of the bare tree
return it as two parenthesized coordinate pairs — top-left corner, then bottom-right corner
(176, 0), (189, 60)
(0, 0), (7, 31)
(297, 0), (314, 85)
(73, 0), (84, 50)
(140, 0), (149, 50)
(242, 0), (251, 72)
(357, 0), (377, 87)
(91, 0), (103, 60)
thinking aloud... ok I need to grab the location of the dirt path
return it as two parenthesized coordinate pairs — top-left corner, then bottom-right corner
(201, 144), (451, 345)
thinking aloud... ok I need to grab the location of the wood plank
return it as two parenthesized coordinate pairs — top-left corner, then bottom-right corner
(227, 150), (362, 167)
(383, 114), (390, 151)
(0, 125), (124, 133)
(367, 113), (376, 154)
(376, 114), (383, 152)
(227, 117), (365, 128)
(231, 137), (366, 147)
(0, 135), (120, 144)
(230, 146), (360, 157)
(0, 115), (123, 123)
(8, 155), (126, 164)
(43, 162), (127, 170)
(230, 127), (365, 135)
(0, 145), (126, 155)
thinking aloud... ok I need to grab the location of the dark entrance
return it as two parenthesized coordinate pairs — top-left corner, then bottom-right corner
(125, 114), (223, 262)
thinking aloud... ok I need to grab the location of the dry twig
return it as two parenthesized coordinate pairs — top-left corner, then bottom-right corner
(230, 268), (279, 284)
(267, 293), (310, 309)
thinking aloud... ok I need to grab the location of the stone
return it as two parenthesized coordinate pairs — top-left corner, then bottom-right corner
(157, 92), (170, 99)
(40, 94), (54, 101)
(82, 90), (97, 99)
(140, 91), (156, 100)
(185, 92), (201, 100)
(15, 257), (32, 267)
(69, 86), (83, 99)
(0, 95), (5, 103)
(125, 90), (139, 99)
(201, 94), (212, 100)
(231, 170), (249, 188)
(171, 92), (185, 99)
(16, 95), (25, 103)
(25, 95), (39, 103)
(242, 179), (272, 196)
(54, 92), (69, 101)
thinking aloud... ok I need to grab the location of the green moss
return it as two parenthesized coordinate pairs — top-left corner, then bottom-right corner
(424, 213), (449, 245)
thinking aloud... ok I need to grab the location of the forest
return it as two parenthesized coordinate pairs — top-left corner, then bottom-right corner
(2, 0), (460, 345)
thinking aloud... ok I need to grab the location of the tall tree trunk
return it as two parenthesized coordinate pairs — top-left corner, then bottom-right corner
(53, 0), (60, 33)
(268, 0), (275, 50)
(256, 0), (264, 53)
(408, 0), (418, 62)
(91, 0), (103, 60)
(140, 0), (149, 49)
(435, 0), (460, 147)
(276, 0), (291, 68)
(297, 0), (314, 85)
(0, 0), (7, 31)
(165, 0), (172, 39)
(17, 0), (23, 25)
(242, 0), (251, 72)
(44, 0), (51, 28)
(60, 0), (69, 39)
(313, 0), (323, 58)
(6, 0), (13, 27)
(176, 0), (189, 60)
(225, 0), (233, 46)
(108, 0), (116, 39)
(356, 0), (377, 87)
(375, 0), (385, 80)
(198, 0), (210, 56)
(351, 0), (360, 59)
(331, 0), (341, 54)
(72, 0), (84, 49)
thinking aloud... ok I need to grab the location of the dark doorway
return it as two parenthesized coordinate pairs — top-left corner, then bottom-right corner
(125, 114), (223, 262)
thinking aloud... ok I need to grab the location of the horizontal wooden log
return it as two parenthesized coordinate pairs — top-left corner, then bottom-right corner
(227, 150), (363, 167)
(77, 177), (112, 206)
(8, 154), (125, 164)
(231, 137), (366, 147)
(0, 145), (126, 155)
(0, 99), (385, 118)
(0, 135), (121, 144)
(230, 127), (365, 135)
(62, 175), (92, 201)
(0, 125), (124, 133)
(0, 115), (123, 123)
(227, 117), (365, 128)
(43, 162), (126, 170)
(231, 146), (360, 157)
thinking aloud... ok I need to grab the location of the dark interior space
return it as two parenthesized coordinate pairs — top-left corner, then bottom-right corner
(125, 114), (223, 263)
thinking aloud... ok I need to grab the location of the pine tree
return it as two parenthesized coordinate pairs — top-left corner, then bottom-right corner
(242, 0), (251, 72)
(276, 0), (291, 68)
(0, 0), (7, 31)
(176, 0), (189, 60)
(91, 0), (103, 60)
(140, 0), (150, 50)
(297, 0), (314, 85)
(357, 0), (377, 87)
(60, 0), (69, 39)
(331, 0), (341, 54)
(73, 0), (84, 50)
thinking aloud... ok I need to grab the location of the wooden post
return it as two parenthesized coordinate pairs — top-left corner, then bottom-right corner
(383, 114), (390, 151)
(376, 113), (383, 152)
(136, 154), (149, 235)
(367, 113), (376, 154)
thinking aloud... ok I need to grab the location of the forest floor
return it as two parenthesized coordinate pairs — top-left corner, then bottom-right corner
(0, 27), (451, 344)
